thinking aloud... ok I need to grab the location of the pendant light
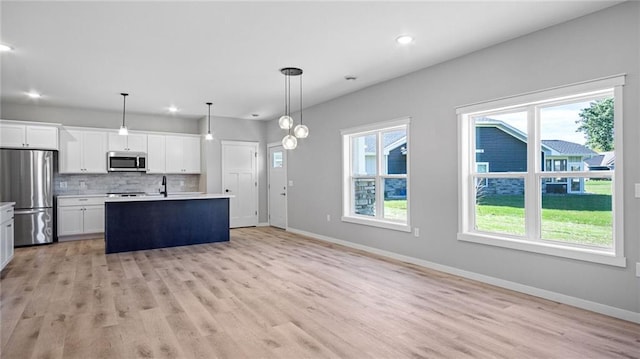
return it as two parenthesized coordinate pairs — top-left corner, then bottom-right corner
(293, 72), (308, 139)
(279, 67), (306, 150)
(205, 102), (214, 141)
(119, 93), (129, 135)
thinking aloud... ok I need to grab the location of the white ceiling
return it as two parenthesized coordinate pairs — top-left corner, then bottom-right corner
(1, 1), (621, 121)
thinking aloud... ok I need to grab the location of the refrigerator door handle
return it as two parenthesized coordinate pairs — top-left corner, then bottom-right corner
(14, 209), (50, 215)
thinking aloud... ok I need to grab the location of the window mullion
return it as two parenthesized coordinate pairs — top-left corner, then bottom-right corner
(376, 132), (383, 219)
(525, 106), (540, 241)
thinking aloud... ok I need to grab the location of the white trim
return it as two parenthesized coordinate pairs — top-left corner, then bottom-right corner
(341, 215), (411, 233)
(286, 227), (640, 324)
(340, 117), (411, 136)
(457, 232), (625, 267)
(456, 74), (625, 114)
(459, 76), (625, 266)
(257, 222), (270, 227)
(267, 143), (288, 229)
(342, 118), (411, 231)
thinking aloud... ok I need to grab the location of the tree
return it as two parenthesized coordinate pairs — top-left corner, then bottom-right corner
(576, 98), (614, 152)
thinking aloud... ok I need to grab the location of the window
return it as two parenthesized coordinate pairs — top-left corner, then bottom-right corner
(458, 76), (625, 267)
(342, 118), (410, 232)
(272, 151), (283, 168)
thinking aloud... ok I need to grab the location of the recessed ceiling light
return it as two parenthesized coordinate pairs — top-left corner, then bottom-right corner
(395, 35), (414, 45)
(0, 43), (13, 52)
(345, 75), (357, 81)
(168, 106), (178, 113)
(27, 91), (41, 99)
(251, 114), (259, 118)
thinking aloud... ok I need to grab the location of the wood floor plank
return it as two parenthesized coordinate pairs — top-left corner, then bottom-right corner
(0, 227), (638, 359)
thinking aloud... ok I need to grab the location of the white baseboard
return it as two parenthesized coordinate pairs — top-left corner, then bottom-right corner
(286, 227), (640, 324)
(257, 222), (270, 227)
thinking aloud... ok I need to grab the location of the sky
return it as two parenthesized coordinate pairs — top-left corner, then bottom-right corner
(488, 100), (594, 145)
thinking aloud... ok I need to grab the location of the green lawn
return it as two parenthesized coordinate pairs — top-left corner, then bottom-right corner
(384, 200), (407, 221)
(476, 180), (613, 247)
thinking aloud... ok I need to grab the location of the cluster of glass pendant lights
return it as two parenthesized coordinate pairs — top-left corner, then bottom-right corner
(278, 67), (308, 150)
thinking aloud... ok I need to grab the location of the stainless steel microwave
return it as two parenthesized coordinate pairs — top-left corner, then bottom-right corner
(107, 151), (147, 172)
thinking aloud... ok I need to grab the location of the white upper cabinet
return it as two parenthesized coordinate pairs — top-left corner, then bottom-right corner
(59, 128), (108, 173)
(165, 135), (201, 174)
(108, 132), (147, 152)
(0, 121), (59, 150)
(147, 134), (166, 174)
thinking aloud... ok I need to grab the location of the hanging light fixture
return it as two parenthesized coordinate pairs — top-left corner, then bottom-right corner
(205, 102), (214, 141)
(119, 93), (129, 135)
(293, 72), (308, 139)
(279, 67), (306, 150)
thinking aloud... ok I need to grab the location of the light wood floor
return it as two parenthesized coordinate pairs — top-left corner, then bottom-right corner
(1, 227), (639, 359)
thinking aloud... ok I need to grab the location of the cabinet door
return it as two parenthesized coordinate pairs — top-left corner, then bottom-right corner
(108, 132), (128, 151)
(165, 136), (185, 173)
(26, 125), (58, 150)
(83, 130), (108, 173)
(147, 135), (166, 173)
(0, 123), (26, 148)
(127, 134), (147, 152)
(83, 205), (105, 233)
(183, 137), (201, 173)
(58, 206), (84, 236)
(59, 129), (83, 173)
(4, 219), (14, 267)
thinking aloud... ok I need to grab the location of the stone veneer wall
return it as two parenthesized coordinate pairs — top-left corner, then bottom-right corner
(54, 172), (200, 196)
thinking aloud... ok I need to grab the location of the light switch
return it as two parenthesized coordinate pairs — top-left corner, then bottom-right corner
(288, 180), (294, 187)
(635, 184), (640, 198)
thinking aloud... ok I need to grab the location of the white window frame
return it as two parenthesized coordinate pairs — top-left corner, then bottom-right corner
(341, 118), (411, 232)
(457, 75), (625, 267)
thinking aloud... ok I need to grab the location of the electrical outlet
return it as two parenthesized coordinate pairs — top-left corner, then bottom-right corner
(79, 181), (86, 189)
(60, 182), (67, 189)
(180, 180), (184, 186)
(326, 214), (331, 222)
(635, 184), (640, 198)
(636, 262), (640, 277)
(414, 228), (420, 237)
(288, 180), (294, 187)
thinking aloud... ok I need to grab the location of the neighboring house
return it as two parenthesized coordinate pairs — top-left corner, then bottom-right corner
(475, 118), (597, 194)
(585, 151), (615, 171)
(361, 133), (407, 199)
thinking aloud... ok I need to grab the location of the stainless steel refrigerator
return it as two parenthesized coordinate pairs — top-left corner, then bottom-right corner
(0, 149), (54, 246)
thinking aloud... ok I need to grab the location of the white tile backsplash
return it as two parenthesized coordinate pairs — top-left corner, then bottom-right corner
(54, 172), (199, 195)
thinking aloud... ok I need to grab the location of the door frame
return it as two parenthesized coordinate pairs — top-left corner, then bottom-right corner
(221, 140), (259, 227)
(267, 141), (288, 229)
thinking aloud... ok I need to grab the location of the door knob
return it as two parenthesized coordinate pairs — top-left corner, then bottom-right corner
(280, 193), (286, 196)
(225, 189), (230, 193)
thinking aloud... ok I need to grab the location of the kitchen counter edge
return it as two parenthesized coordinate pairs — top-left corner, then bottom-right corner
(105, 194), (234, 202)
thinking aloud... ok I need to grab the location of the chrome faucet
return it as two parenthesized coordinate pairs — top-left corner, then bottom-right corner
(160, 175), (167, 197)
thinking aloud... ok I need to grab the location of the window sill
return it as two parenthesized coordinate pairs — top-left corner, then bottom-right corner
(457, 232), (626, 267)
(342, 216), (411, 233)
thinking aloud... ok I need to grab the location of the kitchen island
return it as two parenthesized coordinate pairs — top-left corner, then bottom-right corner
(104, 194), (233, 254)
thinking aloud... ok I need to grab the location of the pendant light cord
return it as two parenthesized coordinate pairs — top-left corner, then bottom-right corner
(207, 103), (211, 133)
(121, 93), (128, 127)
(299, 74), (303, 126)
(287, 72), (292, 136)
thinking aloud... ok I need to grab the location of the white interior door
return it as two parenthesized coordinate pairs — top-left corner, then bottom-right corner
(222, 141), (258, 228)
(268, 145), (287, 229)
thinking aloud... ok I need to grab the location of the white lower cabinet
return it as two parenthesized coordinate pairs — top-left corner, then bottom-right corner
(57, 197), (106, 238)
(1, 204), (15, 271)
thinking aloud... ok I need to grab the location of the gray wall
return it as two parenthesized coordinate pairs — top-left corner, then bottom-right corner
(270, 2), (640, 314)
(1, 102), (200, 134)
(199, 115), (269, 224)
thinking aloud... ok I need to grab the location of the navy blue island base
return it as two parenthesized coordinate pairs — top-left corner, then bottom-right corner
(105, 197), (230, 254)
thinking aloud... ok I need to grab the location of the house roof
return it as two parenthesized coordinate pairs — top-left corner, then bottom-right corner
(364, 132), (406, 154)
(476, 118), (595, 156)
(541, 140), (597, 156)
(585, 151), (615, 167)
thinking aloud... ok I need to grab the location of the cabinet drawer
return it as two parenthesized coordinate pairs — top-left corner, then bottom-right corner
(0, 206), (14, 223)
(58, 197), (106, 207)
